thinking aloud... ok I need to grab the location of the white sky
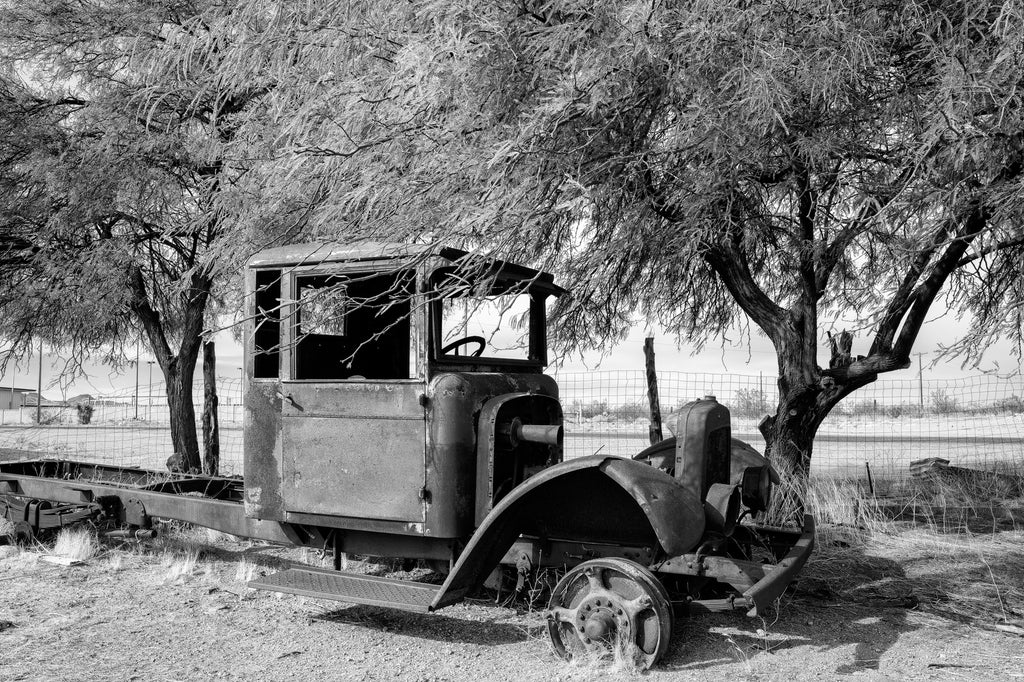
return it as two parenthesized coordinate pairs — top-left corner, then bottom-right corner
(3, 311), (1019, 401)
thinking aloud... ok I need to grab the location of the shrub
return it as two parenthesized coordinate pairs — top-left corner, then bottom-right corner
(76, 403), (94, 424)
(930, 389), (961, 414)
(847, 399), (879, 415)
(568, 400), (609, 419)
(731, 388), (771, 418)
(992, 395), (1024, 414)
(29, 406), (64, 424)
(608, 402), (648, 421)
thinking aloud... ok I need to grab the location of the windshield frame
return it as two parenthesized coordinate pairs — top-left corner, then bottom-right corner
(427, 266), (557, 371)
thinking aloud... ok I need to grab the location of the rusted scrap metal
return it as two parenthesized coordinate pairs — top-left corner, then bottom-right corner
(910, 457), (1022, 497)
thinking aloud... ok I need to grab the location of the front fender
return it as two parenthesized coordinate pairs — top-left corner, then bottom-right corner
(430, 456), (704, 610)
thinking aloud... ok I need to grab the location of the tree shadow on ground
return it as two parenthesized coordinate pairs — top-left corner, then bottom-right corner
(658, 543), (918, 676)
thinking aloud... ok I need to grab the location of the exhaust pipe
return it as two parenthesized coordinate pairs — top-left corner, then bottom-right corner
(499, 418), (563, 447)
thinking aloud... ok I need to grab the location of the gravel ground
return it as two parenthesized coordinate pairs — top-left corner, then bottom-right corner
(2, 526), (1023, 682)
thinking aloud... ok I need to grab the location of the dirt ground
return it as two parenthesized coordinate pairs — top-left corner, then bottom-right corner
(2, 522), (1023, 682)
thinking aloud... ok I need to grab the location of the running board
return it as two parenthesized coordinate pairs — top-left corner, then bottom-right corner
(249, 564), (440, 613)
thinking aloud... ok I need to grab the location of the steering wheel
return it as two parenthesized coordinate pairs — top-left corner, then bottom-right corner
(441, 335), (486, 357)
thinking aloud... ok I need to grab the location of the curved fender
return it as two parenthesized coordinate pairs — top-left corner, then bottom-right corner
(429, 455), (704, 610)
(599, 458), (706, 554)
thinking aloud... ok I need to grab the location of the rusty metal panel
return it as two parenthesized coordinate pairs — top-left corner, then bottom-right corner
(280, 381), (424, 416)
(243, 382), (285, 520)
(280, 381), (426, 523)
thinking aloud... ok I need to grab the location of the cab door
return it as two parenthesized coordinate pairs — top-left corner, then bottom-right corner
(278, 266), (427, 523)
(279, 381), (426, 522)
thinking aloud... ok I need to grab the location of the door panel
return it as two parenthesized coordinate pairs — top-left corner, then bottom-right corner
(280, 381), (426, 522)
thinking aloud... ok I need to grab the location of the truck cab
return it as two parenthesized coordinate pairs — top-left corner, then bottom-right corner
(242, 242), (564, 561)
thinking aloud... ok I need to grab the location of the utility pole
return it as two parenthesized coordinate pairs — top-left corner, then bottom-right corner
(35, 338), (43, 424)
(916, 352), (924, 410)
(147, 361), (154, 421)
(134, 341), (140, 420)
(8, 353), (15, 409)
(10, 354), (17, 423)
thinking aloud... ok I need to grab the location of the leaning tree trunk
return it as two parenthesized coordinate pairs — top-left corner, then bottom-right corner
(202, 339), (220, 476)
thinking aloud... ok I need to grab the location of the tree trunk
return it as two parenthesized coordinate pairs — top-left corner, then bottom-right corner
(164, 356), (202, 473)
(202, 339), (220, 476)
(758, 356), (878, 524)
(759, 385), (821, 524)
(129, 268), (212, 475)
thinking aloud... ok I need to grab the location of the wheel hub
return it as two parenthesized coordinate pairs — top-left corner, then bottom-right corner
(575, 594), (631, 645)
(582, 607), (617, 641)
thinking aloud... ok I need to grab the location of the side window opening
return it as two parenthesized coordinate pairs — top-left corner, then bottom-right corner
(253, 269), (282, 379)
(294, 270), (413, 380)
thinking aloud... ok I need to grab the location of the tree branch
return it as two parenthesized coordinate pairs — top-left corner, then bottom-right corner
(126, 264), (174, 366)
(956, 234), (1024, 268)
(703, 235), (787, 341)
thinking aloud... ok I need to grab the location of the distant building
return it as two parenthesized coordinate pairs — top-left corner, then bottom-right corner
(0, 387), (33, 409)
(22, 392), (62, 408)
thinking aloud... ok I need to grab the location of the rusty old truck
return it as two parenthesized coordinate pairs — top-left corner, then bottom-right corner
(0, 242), (813, 669)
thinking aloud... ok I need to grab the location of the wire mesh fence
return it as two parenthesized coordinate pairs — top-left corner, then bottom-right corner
(0, 378), (246, 475)
(0, 371), (1021, 481)
(560, 370), (1024, 479)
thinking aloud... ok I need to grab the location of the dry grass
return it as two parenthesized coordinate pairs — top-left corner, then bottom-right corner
(559, 630), (646, 678)
(234, 557), (259, 583)
(160, 548), (200, 583)
(153, 525), (211, 583)
(0, 516), (15, 540)
(52, 526), (100, 562)
(107, 551), (125, 571)
(796, 474), (1024, 631)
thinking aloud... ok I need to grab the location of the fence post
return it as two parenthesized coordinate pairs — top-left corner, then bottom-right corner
(644, 337), (663, 445)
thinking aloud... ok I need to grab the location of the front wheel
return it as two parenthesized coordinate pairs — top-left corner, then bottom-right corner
(545, 558), (674, 669)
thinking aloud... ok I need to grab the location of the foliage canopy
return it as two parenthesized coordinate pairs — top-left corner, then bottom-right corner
(6, 0), (1024, 482)
(168, 0), (1024, 477)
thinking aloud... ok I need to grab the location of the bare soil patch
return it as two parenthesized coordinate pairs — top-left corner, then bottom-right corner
(1, 522), (1023, 681)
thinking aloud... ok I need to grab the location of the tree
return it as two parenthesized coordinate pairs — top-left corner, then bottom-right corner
(0, 1), (273, 472)
(105, 2), (1024, 493)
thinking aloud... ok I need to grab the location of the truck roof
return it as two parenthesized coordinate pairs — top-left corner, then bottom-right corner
(246, 241), (463, 268)
(247, 241), (565, 295)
